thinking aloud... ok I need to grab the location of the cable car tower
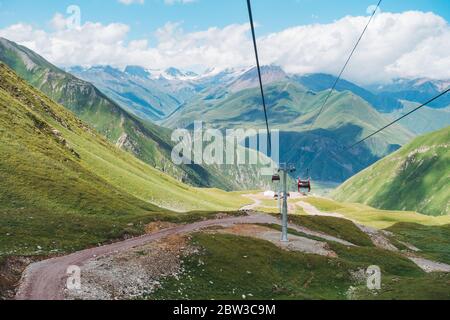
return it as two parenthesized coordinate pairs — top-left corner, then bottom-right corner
(273, 164), (296, 242)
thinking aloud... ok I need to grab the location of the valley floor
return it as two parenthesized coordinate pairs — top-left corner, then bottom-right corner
(12, 193), (450, 300)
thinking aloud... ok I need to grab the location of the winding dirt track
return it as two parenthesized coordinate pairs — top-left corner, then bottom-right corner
(15, 214), (274, 300)
(16, 210), (354, 300)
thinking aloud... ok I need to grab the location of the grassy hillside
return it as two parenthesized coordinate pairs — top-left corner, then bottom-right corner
(68, 66), (182, 121)
(0, 37), (268, 191)
(148, 224), (450, 300)
(0, 62), (250, 257)
(292, 73), (404, 112)
(387, 101), (450, 135)
(148, 232), (424, 300)
(165, 81), (414, 182)
(165, 82), (412, 148)
(333, 126), (450, 216)
(303, 197), (450, 229)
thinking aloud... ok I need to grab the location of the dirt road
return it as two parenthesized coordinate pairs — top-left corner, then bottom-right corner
(297, 200), (450, 273)
(16, 209), (355, 300)
(18, 193), (448, 300)
(16, 214), (274, 300)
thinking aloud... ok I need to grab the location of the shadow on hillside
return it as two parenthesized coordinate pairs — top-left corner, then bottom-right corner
(372, 155), (443, 215)
(244, 124), (401, 183)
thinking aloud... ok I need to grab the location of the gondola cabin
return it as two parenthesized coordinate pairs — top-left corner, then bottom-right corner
(298, 178), (311, 194)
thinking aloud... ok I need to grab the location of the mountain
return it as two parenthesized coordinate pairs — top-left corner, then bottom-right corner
(123, 65), (152, 79)
(386, 101), (450, 135)
(0, 62), (257, 256)
(67, 65), (182, 120)
(333, 126), (450, 216)
(70, 65), (205, 120)
(227, 65), (288, 93)
(0, 37), (270, 191)
(372, 78), (450, 109)
(69, 65), (290, 122)
(66, 60), (450, 124)
(292, 73), (404, 113)
(277, 129), (380, 182)
(163, 67), (198, 80)
(164, 81), (414, 182)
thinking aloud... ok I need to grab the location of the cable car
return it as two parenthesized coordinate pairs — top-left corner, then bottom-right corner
(298, 168), (312, 194)
(298, 178), (311, 194)
(298, 169), (311, 194)
(272, 174), (280, 182)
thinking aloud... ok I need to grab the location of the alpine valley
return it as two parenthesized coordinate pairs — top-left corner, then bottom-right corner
(1, 32), (449, 302)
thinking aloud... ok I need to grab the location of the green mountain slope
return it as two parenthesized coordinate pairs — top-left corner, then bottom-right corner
(333, 126), (450, 216)
(0, 37), (268, 191)
(0, 62), (250, 256)
(292, 73), (404, 112)
(165, 81), (414, 182)
(68, 66), (182, 121)
(166, 81), (412, 148)
(386, 101), (450, 135)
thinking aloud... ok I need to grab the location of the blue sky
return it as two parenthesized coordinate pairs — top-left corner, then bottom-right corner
(1, 0), (448, 39)
(0, 0), (449, 84)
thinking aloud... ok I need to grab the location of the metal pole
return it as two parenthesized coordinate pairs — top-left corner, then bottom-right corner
(278, 185), (282, 212)
(281, 165), (288, 242)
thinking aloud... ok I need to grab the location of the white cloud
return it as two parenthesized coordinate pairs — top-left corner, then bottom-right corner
(164, 0), (197, 5)
(118, 0), (144, 5)
(0, 10), (449, 84)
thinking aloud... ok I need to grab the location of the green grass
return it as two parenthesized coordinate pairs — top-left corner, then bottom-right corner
(356, 273), (450, 300)
(386, 101), (450, 135)
(258, 211), (373, 246)
(148, 233), (354, 300)
(301, 197), (450, 265)
(0, 37), (270, 191)
(387, 223), (450, 265)
(288, 215), (373, 247)
(329, 242), (423, 278)
(0, 63), (251, 257)
(303, 197), (450, 229)
(146, 232), (450, 300)
(334, 126), (450, 216)
(304, 197), (346, 212)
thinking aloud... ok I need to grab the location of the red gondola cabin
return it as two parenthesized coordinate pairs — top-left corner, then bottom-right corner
(298, 178), (311, 194)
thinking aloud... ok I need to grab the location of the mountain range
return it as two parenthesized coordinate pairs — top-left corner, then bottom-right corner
(62, 60), (450, 183)
(71, 64), (450, 120)
(0, 37), (271, 191)
(2, 36), (449, 184)
(162, 77), (415, 181)
(370, 78), (450, 109)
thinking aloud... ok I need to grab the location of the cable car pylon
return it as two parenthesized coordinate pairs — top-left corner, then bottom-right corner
(273, 164), (296, 242)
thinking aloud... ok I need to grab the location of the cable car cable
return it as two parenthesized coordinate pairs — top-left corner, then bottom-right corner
(348, 87), (450, 149)
(247, 0), (272, 155)
(308, 0), (382, 132)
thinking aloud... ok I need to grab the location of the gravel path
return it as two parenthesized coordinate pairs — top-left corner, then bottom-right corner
(297, 200), (450, 273)
(17, 194), (449, 300)
(15, 211), (353, 300)
(15, 214), (272, 300)
(408, 257), (450, 273)
(216, 224), (338, 257)
(297, 201), (398, 251)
